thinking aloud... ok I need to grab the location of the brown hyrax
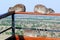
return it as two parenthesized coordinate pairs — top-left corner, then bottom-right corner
(34, 4), (48, 14)
(8, 4), (26, 12)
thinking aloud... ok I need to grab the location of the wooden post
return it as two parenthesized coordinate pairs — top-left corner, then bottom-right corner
(11, 13), (15, 35)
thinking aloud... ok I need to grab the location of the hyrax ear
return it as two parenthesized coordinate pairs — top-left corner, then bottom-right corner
(24, 5), (26, 12)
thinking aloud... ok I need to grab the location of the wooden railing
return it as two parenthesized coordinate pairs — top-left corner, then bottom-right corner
(15, 12), (60, 16)
(0, 12), (60, 40)
(0, 11), (15, 35)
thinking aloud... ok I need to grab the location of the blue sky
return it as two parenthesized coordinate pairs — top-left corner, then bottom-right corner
(0, 0), (60, 15)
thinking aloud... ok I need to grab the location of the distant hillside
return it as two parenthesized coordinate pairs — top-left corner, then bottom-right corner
(0, 14), (60, 38)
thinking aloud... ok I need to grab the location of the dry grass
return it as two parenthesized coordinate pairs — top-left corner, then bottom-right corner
(0, 34), (11, 40)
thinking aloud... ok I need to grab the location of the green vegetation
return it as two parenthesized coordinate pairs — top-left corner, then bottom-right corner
(0, 15), (60, 37)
